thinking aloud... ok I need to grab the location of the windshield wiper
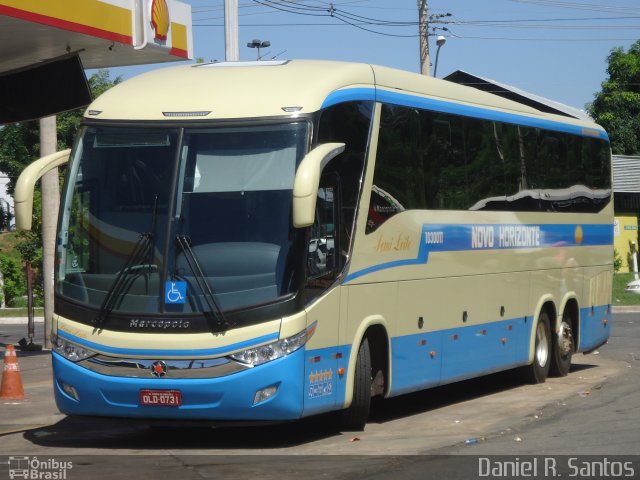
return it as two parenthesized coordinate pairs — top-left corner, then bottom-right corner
(95, 232), (155, 328)
(175, 234), (229, 332)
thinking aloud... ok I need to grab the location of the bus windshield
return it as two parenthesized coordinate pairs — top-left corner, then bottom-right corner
(57, 122), (309, 319)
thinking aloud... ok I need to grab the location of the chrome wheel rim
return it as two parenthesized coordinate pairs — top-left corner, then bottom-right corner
(536, 321), (549, 367)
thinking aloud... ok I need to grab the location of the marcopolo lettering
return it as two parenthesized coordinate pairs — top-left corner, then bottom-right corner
(129, 319), (190, 329)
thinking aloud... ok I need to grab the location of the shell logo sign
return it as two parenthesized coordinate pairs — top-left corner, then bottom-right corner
(151, 0), (170, 41)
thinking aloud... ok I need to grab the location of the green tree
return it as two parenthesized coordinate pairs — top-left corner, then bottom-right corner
(588, 40), (640, 155)
(0, 205), (8, 231)
(0, 255), (27, 307)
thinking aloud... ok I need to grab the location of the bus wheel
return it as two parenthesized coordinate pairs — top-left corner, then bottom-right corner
(522, 312), (551, 384)
(550, 317), (573, 377)
(339, 337), (372, 431)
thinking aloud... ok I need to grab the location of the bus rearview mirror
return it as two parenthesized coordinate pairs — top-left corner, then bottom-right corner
(292, 142), (345, 228)
(15, 149), (71, 231)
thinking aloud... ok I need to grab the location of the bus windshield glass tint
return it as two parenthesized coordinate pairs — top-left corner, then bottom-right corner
(56, 123), (308, 316)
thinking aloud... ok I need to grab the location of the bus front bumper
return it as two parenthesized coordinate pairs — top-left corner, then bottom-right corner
(52, 349), (305, 421)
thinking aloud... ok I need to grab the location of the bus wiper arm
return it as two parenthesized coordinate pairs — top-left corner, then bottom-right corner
(175, 234), (229, 332)
(95, 232), (154, 328)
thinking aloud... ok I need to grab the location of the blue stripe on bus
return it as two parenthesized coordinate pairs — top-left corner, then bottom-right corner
(390, 316), (532, 396)
(344, 223), (613, 283)
(57, 329), (280, 358)
(578, 305), (612, 352)
(52, 307), (611, 420)
(389, 303), (610, 396)
(321, 87), (376, 109)
(302, 344), (351, 416)
(53, 347), (306, 421)
(321, 88), (609, 141)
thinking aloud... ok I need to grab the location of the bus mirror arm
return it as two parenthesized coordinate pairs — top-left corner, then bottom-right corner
(292, 142), (345, 228)
(15, 149), (71, 231)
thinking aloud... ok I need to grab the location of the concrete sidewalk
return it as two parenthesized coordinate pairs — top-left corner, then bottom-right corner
(612, 305), (640, 313)
(0, 350), (62, 436)
(0, 317), (44, 325)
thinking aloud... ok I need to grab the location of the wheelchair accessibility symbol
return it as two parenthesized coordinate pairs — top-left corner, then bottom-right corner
(165, 281), (187, 304)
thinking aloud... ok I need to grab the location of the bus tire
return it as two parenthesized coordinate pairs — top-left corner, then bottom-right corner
(521, 311), (551, 384)
(549, 317), (573, 377)
(339, 337), (372, 431)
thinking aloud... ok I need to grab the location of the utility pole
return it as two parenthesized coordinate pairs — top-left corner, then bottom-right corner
(418, 0), (430, 76)
(224, 0), (239, 61)
(39, 115), (58, 350)
(418, 1), (452, 76)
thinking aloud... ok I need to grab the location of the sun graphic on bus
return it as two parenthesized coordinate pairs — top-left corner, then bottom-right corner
(151, 0), (170, 41)
(575, 225), (584, 245)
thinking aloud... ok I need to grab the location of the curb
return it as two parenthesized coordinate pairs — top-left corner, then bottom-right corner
(0, 317), (44, 325)
(612, 306), (640, 313)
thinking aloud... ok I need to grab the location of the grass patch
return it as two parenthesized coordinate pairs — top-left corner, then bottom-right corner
(0, 231), (24, 261)
(0, 307), (44, 318)
(0, 307), (44, 317)
(613, 273), (640, 306)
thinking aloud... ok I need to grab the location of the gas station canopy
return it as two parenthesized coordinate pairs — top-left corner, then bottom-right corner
(0, 0), (193, 123)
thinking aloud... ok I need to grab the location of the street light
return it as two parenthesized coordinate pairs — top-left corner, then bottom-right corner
(247, 39), (271, 60)
(433, 35), (446, 77)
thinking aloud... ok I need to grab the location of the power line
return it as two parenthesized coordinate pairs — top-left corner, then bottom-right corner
(193, 1), (639, 24)
(329, 14), (419, 38)
(508, 0), (640, 15)
(244, 0), (429, 37)
(249, 0), (329, 17)
(456, 22), (640, 29)
(192, 21), (637, 42)
(192, 0), (639, 44)
(458, 15), (640, 24)
(448, 33), (638, 41)
(194, 18), (639, 32)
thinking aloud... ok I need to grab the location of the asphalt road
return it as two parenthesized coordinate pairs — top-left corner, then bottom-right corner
(0, 313), (638, 480)
(440, 312), (640, 455)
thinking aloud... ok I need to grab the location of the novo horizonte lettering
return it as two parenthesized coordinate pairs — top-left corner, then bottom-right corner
(471, 225), (541, 249)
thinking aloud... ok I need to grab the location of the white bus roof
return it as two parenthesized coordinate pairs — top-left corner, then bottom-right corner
(85, 59), (606, 137)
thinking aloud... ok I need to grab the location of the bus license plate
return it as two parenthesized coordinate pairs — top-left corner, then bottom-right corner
(139, 389), (182, 407)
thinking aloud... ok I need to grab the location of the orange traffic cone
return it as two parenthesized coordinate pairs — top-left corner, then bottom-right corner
(0, 344), (25, 400)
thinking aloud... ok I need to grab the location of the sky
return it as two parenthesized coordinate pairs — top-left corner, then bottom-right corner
(109, 0), (640, 112)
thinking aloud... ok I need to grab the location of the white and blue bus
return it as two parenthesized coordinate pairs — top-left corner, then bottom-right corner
(16, 60), (612, 430)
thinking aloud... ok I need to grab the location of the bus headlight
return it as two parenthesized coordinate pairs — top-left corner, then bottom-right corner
(229, 322), (317, 367)
(53, 335), (96, 362)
